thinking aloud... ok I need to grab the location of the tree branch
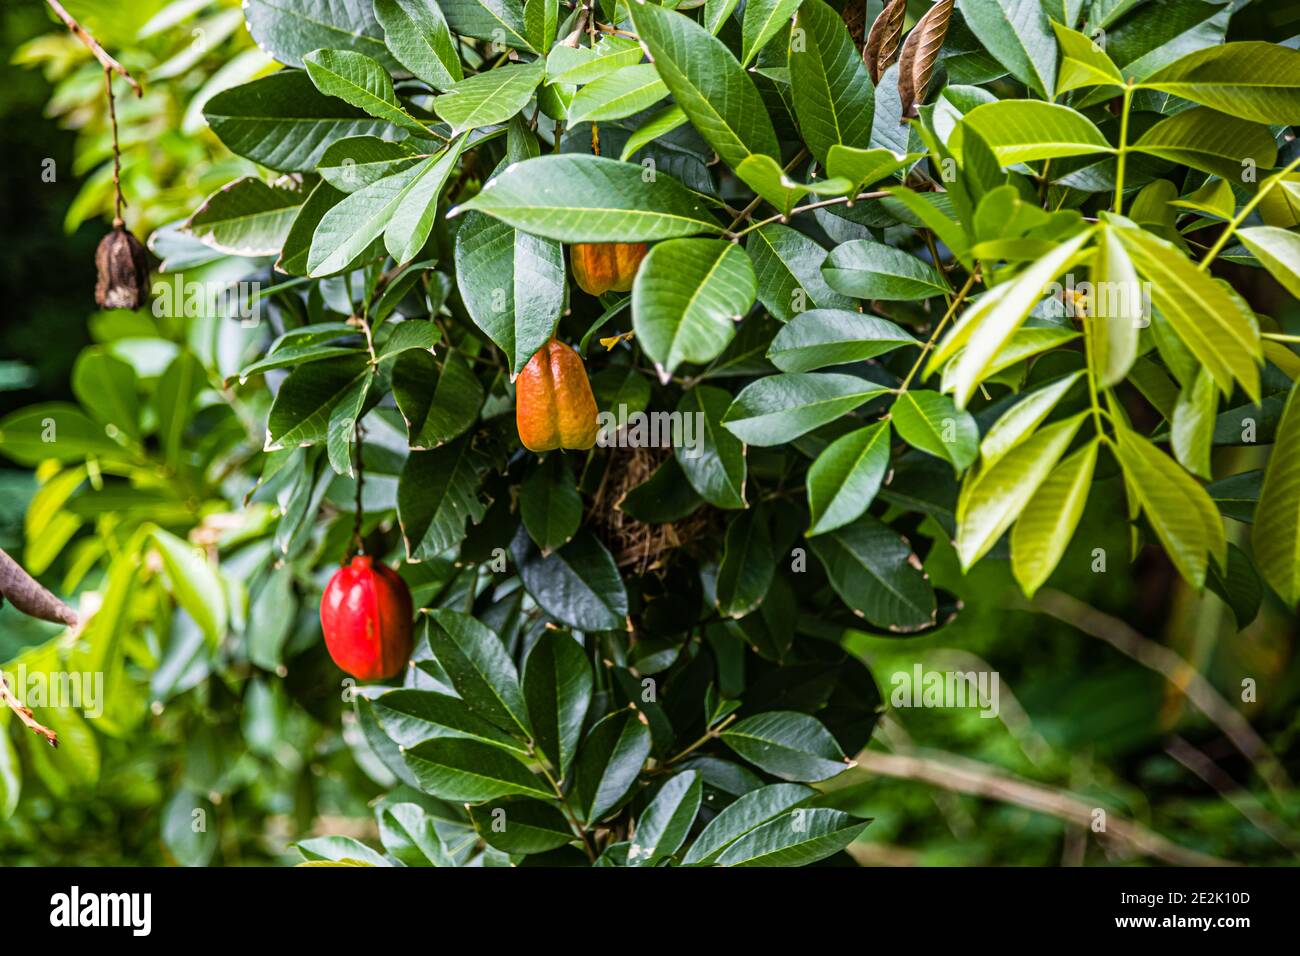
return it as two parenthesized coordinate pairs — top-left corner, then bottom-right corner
(0, 674), (57, 747)
(1030, 588), (1292, 799)
(45, 0), (142, 96)
(854, 748), (1234, 867)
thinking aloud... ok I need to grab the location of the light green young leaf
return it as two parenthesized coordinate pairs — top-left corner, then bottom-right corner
(980, 371), (1083, 469)
(1252, 383), (1300, 604)
(1238, 226), (1300, 299)
(1089, 225), (1142, 389)
(956, 413), (1087, 569)
(1139, 42), (1300, 125)
(1171, 367), (1218, 480)
(1011, 439), (1098, 597)
(957, 100), (1112, 165)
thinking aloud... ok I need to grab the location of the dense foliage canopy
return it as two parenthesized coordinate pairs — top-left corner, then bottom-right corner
(2, 0), (1299, 867)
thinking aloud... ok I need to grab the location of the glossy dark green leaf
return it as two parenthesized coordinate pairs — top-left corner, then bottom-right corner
(391, 350), (483, 449)
(469, 799), (576, 853)
(513, 528), (629, 631)
(715, 807), (869, 866)
(404, 738), (551, 801)
(807, 420), (891, 535)
(397, 435), (489, 559)
(715, 508), (776, 618)
(723, 373), (889, 446)
(628, 770), (701, 865)
(768, 310), (915, 373)
(676, 386), (747, 509)
(720, 711), (849, 782)
(425, 609), (531, 737)
(520, 454), (583, 553)
(682, 783), (814, 865)
(810, 514), (936, 630)
(523, 630), (593, 778)
(788, 0), (876, 165)
(572, 710), (652, 824)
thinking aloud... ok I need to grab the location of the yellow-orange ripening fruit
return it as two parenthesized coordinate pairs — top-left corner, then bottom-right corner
(516, 338), (600, 452)
(570, 242), (648, 296)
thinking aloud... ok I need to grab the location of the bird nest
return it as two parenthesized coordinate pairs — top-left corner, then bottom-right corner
(589, 444), (716, 576)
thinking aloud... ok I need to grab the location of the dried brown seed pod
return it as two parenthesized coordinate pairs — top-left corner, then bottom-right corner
(865, 0), (908, 84)
(898, 0), (955, 121)
(94, 223), (150, 310)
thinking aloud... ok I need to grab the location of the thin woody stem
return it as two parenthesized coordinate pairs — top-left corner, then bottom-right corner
(351, 421), (366, 557)
(45, 0), (142, 96)
(104, 68), (126, 225)
(0, 674), (58, 748)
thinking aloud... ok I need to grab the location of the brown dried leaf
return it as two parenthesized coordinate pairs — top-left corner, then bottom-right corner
(842, 0), (867, 53)
(897, 0), (954, 121)
(864, 0), (908, 84)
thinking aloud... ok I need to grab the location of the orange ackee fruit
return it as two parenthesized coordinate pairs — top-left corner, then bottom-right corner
(515, 338), (600, 452)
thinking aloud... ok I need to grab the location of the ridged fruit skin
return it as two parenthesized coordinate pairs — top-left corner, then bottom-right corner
(320, 555), (414, 681)
(516, 338), (600, 452)
(570, 242), (648, 296)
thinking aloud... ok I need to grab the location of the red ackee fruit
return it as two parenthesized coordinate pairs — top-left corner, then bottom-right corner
(319, 555), (414, 681)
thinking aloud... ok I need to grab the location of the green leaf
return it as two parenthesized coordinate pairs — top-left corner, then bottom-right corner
(768, 309), (916, 373)
(379, 802), (453, 866)
(1132, 108), (1276, 180)
(567, 64), (668, 124)
(546, 35), (643, 85)
(325, 364), (373, 475)
(720, 711), (848, 782)
(512, 528), (630, 631)
(278, 182), (347, 274)
(1114, 423), (1225, 589)
(456, 154), (722, 241)
(1238, 226), (1300, 299)
(266, 354), (371, 449)
(787, 0), (875, 165)
(620, 456), (705, 523)
(384, 137), (466, 263)
(1089, 225), (1142, 389)
(715, 508), (776, 618)
(807, 421), (891, 535)
(629, 771), (702, 865)
(150, 526), (226, 649)
(714, 807), (869, 866)
(1139, 42), (1300, 125)
(628, 1), (779, 172)
(723, 373), (889, 446)
(404, 738), (551, 801)
(398, 435), (489, 559)
(454, 210), (565, 374)
(205, 71), (401, 173)
(979, 371), (1084, 469)
(681, 783), (813, 865)
(184, 177), (305, 256)
(822, 240), (949, 301)
(1052, 21), (1123, 93)
(619, 105), (689, 161)
(733, 154), (852, 219)
(1115, 227), (1261, 404)
(956, 413), (1087, 569)
(826, 145), (919, 194)
(0, 404), (130, 467)
(1207, 544), (1263, 631)
(957, 100), (1111, 165)
(296, 835), (388, 866)
(1171, 368), (1218, 480)
(809, 514), (936, 630)
(375, 0), (463, 90)
(306, 161), (421, 276)
(434, 62), (545, 132)
(155, 351), (205, 470)
(426, 609), (531, 737)
(573, 710), (652, 824)
(891, 391), (979, 472)
(372, 688), (529, 753)
(632, 238), (757, 381)
(742, 0), (801, 66)
(245, 0), (397, 70)
(520, 454), (583, 553)
(523, 630), (593, 779)
(163, 790), (218, 867)
(391, 350), (482, 449)
(440, 0), (535, 51)
(676, 386), (747, 509)
(71, 347), (139, 441)
(747, 224), (856, 322)
(0, 730), (19, 820)
(1251, 383), (1300, 604)
(318, 136), (419, 192)
(930, 228), (1094, 407)
(304, 49), (428, 135)
(956, 0), (1057, 97)
(469, 799), (576, 853)
(1011, 440), (1098, 597)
